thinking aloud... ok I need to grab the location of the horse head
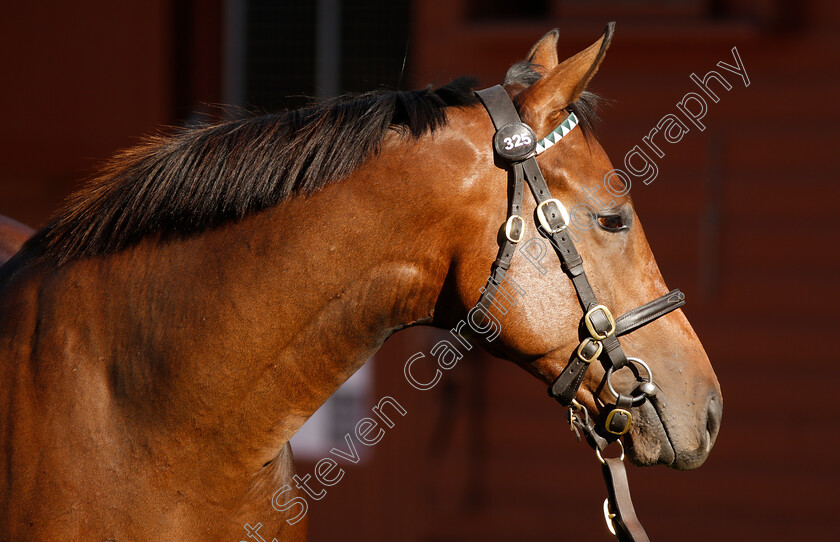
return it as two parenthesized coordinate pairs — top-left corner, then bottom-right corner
(439, 25), (722, 470)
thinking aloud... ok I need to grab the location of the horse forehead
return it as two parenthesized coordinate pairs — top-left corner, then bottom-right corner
(552, 130), (611, 171)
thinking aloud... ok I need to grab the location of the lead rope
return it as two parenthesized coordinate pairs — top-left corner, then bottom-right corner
(473, 85), (688, 542)
(568, 400), (649, 542)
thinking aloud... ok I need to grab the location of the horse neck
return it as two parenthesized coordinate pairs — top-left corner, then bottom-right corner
(92, 110), (497, 470)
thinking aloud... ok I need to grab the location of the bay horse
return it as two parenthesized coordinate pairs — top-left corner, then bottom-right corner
(0, 26), (721, 541)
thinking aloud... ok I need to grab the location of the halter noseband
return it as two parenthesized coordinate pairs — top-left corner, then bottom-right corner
(474, 85), (686, 542)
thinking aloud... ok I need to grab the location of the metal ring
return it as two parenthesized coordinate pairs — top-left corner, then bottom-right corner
(605, 357), (654, 406)
(595, 439), (625, 464)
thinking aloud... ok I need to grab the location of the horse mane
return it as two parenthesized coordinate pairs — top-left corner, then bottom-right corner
(30, 68), (599, 266)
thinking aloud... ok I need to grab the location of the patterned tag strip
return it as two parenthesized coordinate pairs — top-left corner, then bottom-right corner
(535, 111), (579, 155)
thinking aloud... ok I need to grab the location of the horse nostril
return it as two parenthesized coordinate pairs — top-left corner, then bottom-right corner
(704, 392), (723, 451)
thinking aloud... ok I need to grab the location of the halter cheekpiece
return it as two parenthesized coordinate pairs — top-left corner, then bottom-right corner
(473, 85), (687, 542)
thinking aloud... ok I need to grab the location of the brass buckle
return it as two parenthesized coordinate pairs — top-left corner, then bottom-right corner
(605, 408), (633, 435)
(504, 215), (525, 243)
(576, 337), (603, 363)
(584, 304), (616, 340)
(603, 499), (617, 536)
(536, 198), (570, 234)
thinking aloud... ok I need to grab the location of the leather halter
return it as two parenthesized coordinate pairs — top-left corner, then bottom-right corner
(474, 85), (687, 542)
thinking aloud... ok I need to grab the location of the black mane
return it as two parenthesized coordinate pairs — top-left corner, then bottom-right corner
(30, 78), (480, 265)
(31, 66), (599, 266)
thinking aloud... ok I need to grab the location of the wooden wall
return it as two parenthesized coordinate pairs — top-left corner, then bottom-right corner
(1, 1), (837, 541)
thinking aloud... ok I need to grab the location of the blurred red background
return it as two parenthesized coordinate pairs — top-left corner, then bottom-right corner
(1, 1), (837, 540)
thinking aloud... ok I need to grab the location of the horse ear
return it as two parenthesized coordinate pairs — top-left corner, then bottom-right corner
(516, 22), (614, 123)
(526, 29), (560, 74)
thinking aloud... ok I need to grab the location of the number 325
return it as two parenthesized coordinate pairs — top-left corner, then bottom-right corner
(503, 133), (531, 150)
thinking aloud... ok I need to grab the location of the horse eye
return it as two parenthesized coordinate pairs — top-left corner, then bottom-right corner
(598, 214), (626, 232)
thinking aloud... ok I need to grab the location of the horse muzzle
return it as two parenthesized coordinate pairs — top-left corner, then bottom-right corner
(627, 388), (723, 470)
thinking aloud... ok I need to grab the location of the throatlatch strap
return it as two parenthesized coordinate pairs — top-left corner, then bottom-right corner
(474, 164), (526, 311)
(473, 86), (530, 312)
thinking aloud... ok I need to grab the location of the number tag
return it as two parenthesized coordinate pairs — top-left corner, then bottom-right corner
(493, 122), (537, 161)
